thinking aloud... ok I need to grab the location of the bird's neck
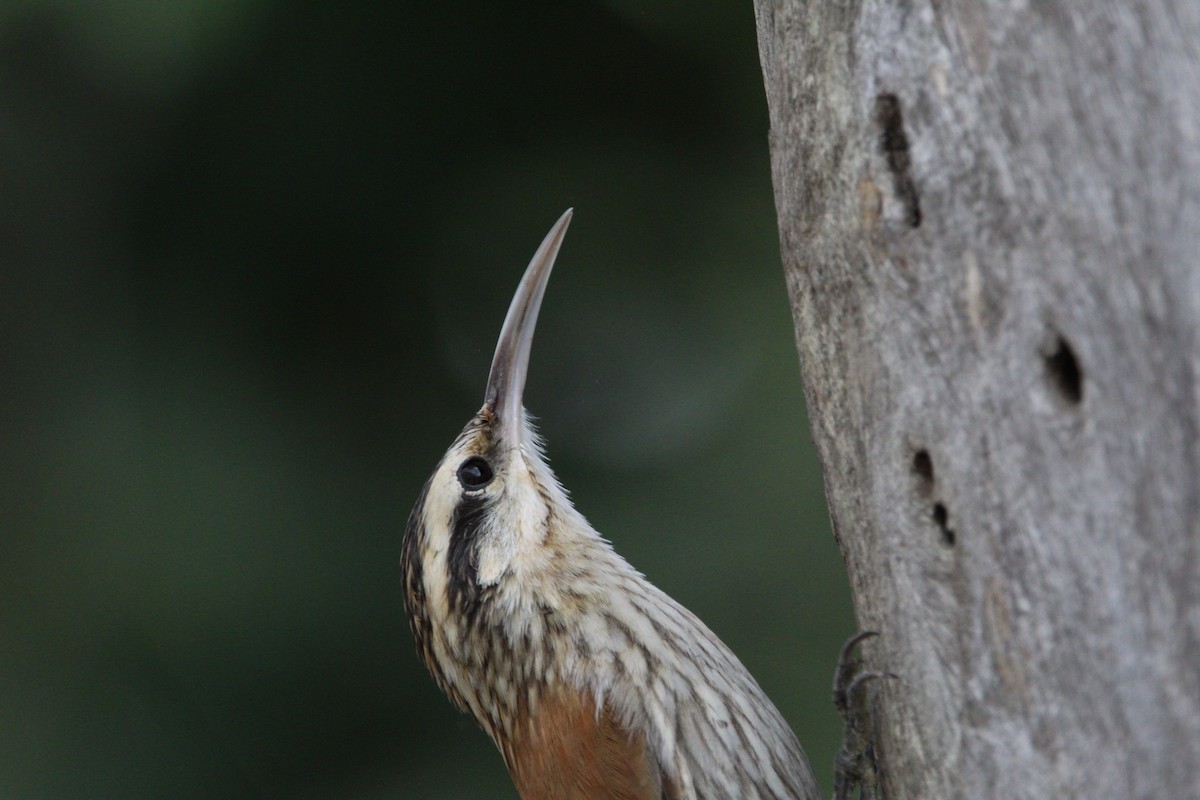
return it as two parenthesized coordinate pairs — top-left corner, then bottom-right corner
(428, 535), (637, 745)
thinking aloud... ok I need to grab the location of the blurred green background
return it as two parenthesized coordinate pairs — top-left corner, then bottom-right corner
(0, 2), (853, 798)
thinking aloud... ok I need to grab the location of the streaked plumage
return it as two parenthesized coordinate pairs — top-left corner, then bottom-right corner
(402, 210), (818, 799)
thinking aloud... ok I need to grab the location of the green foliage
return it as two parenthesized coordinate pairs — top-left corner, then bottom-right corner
(0, 3), (853, 797)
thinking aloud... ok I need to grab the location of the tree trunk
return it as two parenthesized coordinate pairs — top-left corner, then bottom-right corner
(752, 1), (1200, 797)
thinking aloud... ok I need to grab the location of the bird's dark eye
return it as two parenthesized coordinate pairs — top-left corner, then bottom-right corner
(457, 457), (493, 489)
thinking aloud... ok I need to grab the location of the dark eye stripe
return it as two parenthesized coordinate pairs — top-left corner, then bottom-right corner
(447, 492), (488, 614)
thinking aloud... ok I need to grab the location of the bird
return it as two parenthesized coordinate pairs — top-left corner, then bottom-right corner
(401, 209), (820, 799)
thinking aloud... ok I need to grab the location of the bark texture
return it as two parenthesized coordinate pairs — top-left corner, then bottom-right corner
(753, 2), (1200, 797)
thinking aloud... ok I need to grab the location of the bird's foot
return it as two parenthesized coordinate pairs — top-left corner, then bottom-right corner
(832, 631), (896, 800)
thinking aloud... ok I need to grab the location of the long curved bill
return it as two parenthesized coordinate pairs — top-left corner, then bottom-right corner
(484, 208), (573, 444)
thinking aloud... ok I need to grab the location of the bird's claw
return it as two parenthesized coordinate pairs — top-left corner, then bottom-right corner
(832, 631), (895, 800)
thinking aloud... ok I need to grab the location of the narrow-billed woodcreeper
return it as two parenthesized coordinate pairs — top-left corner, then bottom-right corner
(402, 210), (820, 799)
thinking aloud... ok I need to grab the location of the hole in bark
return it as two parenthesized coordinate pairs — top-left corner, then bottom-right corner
(912, 449), (934, 493)
(1043, 334), (1083, 405)
(932, 502), (956, 547)
(874, 93), (922, 228)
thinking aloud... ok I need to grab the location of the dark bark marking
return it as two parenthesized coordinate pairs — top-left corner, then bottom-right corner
(932, 502), (956, 547)
(1042, 333), (1083, 405)
(912, 449), (935, 493)
(874, 93), (922, 228)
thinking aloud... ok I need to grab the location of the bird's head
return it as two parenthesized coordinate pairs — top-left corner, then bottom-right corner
(401, 210), (599, 716)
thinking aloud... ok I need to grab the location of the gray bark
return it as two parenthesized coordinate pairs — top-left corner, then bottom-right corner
(752, 2), (1200, 798)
